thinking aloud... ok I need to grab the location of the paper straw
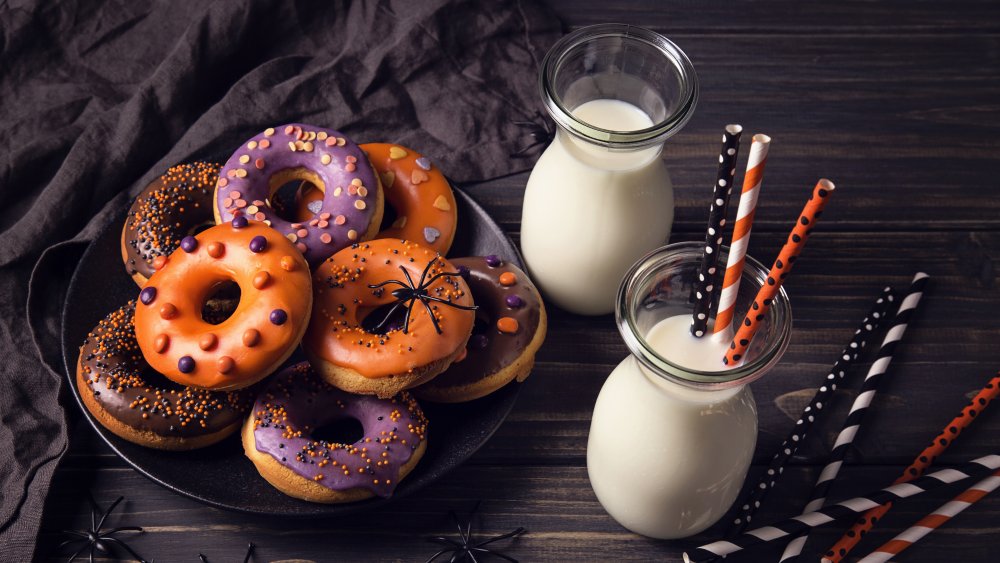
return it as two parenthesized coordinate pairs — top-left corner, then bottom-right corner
(682, 454), (1000, 563)
(723, 179), (836, 365)
(823, 372), (1000, 562)
(857, 470), (1000, 563)
(778, 272), (929, 562)
(691, 125), (743, 337)
(713, 133), (770, 335)
(728, 286), (896, 535)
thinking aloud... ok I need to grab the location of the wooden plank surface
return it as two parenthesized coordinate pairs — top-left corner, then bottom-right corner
(38, 1), (1000, 562)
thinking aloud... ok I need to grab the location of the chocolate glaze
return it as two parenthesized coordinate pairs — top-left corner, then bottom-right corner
(250, 362), (428, 497)
(425, 256), (542, 388)
(122, 162), (221, 281)
(78, 302), (252, 437)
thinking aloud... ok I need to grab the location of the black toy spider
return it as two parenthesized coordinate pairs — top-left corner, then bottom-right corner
(368, 255), (477, 334)
(510, 111), (555, 157)
(58, 494), (146, 563)
(425, 502), (526, 563)
(199, 541), (254, 562)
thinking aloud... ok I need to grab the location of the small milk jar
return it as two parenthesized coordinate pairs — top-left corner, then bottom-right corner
(587, 243), (792, 539)
(521, 25), (698, 315)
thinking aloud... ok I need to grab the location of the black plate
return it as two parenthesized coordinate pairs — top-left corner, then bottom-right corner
(61, 186), (522, 516)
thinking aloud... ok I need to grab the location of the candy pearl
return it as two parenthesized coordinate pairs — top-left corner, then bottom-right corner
(232, 216), (249, 228)
(153, 334), (169, 353)
(243, 329), (260, 347)
(497, 317), (519, 334)
(506, 294), (524, 308)
(159, 303), (178, 320)
(207, 242), (225, 258)
(216, 356), (235, 374)
(139, 287), (157, 305)
(269, 309), (288, 325)
(253, 271), (271, 289)
(485, 255), (501, 267)
(180, 236), (198, 253)
(280, 256), (296, 271)
(499, 272), (517, 286)
(178, 356), (196, 374)
(457, 266), (471, 280)
(199, 333), (217, 351)
(249, 235), (268, 253)
(470, 334), (489, 349)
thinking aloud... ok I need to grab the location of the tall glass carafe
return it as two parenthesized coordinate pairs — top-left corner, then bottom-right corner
(521, 25), (698, 315)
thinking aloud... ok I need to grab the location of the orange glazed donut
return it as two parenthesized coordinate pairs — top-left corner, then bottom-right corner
(134, 217), (312, 391)
(303, 239), (476, 398)
(362, 143), (458, 255)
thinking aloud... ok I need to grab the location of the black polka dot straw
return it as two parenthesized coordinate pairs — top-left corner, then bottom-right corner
(777, 272), (929, 563)
(728, 286), (896, 536)
(683, 453), (1000, 563)
(823, 371), (1000, 562)
(691, 125), (742, 337)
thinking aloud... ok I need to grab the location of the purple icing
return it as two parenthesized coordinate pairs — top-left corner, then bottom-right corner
(506, 294), (524, 308)
(232, 215), (249, 229)
(249, 235), (268, 253)
(423, 226), (440, 243)
(217, 124), (379, 266)
(178, 356), (195, 373)
(252, 363), (428, 497)
(457, 265), (471, 280)
(180, 236), (198, 253)
(470, 334), (489, 349)
(485, 255), (502, 267)
(415, 156), (432, 171)
(139, 287), (157, 305)
(269, 308), (288, 325)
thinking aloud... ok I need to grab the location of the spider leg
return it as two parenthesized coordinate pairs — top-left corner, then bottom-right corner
(466, 550), (481, 563)
(423, 548), (453, 563)
(421, 271), (463, 287)
(400, 266), (418, 290)
(86, 493), (100, 532)
(199, 555), (208, 563)
(103, 536), (147, 563)
(88, 543), (95, 563)
(474, 527), (526, 547)
(420, 298), (443, 334)
(421, 295), (477, 310)
(403, 298), (418, 334)
(243, 541), (255, 563)
(368, 299), (408, 333)
(96, 496), (125, 532)
(416, 255), (440, 288)
(471, 547), (518, 563)
(102, 526), (143, 535)
(60, 530), (89, 539)
(428, 536), (463, 548)
(368, 279), (409, 290)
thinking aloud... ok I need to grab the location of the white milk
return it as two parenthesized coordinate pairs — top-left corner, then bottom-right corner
(521, 99), (673, 315)
(587, 314), (757, 539)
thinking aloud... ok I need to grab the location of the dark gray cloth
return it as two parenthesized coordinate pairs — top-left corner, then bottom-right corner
(0, 0), (559, 557)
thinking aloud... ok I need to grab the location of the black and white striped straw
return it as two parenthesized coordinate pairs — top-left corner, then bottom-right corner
(729, 286), (896, 535)
(683, 453), (1000, 563)
(778, 272), (928, 562)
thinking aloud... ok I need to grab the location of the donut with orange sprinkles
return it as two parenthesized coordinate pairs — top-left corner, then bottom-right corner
(121, 162), (221, 286)
(133, 219), (312, 391)
(214, 124), (384, 267)
(77, 302), (253, 450)
(242, 362), (428, 503)
(303, 239), (476, 398)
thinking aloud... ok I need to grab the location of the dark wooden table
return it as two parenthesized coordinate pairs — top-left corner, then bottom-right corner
(39, 2), (1000, 561)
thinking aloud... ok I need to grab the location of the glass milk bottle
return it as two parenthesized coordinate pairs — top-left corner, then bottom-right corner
(521, 25), (698, 315)
(587, 243), (791, 539)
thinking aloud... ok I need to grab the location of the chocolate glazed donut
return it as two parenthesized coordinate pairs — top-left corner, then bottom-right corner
(77, 302), (253, 450)
(122, 162), (221, 286)
(415, 255), (547, 403)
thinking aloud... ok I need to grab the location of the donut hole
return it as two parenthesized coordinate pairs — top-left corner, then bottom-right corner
(201, 280), (241, 325)
(188, 220), (216, 237)
(360, 302), (410, 335)
(379, 199), (401, 231)
(137, 365), (187, 393)
(267, 168), (326, 223)
(312, 417), (364, 446)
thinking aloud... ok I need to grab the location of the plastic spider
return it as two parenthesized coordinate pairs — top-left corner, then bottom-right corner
(199, 541), (254, 562)
(368, 256), (477, 334)
(509, 111), (555, 157)
(57, 494), (146, 563)
(425, 502), (526, 563)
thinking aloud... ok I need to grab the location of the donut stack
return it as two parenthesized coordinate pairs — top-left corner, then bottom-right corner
(78, 124), (547, 504)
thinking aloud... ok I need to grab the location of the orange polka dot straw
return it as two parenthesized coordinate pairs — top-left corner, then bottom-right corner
(856, 469), (1000, 563)
(723, 179), (835, 366)
(822, 372), (1000, 563)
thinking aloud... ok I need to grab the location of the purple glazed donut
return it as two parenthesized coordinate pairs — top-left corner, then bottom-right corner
(242, 362), (428, 503)
(215, 124), (384, 266)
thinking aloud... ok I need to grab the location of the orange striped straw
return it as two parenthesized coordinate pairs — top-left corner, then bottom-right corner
(823, 373), (1000, 562)
(713, 134), (770, 335)
(723, 179), (835, 365)
(856, 469), (1000, 563)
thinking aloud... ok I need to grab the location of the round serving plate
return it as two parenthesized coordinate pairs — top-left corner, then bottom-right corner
(61, 185), (523, 516)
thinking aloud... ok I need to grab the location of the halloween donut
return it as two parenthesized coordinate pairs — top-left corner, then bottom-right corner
(77, 302), (253, 450)
(122, 162), (220, 285)
(214, 124), (384, 267)
(133, 219), (312, 391)
(303, 239), (476, 398)
(362, 143), (458, 255)
(242, 362), (428, 503)
(416, 256), (546, 402)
